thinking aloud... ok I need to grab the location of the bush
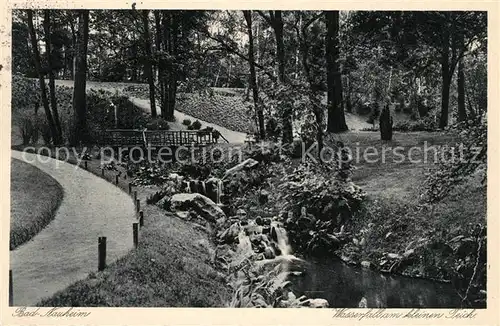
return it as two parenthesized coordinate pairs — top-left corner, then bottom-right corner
(182, 119), (192, 126)
(278, 163), (364, 255)
(393, 116), (438, 132)
(40, 120), (53, 145)
(191, 120), (202, 130)
(146, 118), (170, 130)
(423, 116), (486, 202)
(244, 142), (284, 164)
(17, 113), (35, 145)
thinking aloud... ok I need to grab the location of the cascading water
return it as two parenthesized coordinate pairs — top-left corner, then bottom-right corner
(273, 223), (292, 257)
(216, 179), (223, 205)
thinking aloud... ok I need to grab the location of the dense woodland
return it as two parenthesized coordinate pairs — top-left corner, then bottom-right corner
(13, 10), (487, 143)
(11, 10), (488, 308)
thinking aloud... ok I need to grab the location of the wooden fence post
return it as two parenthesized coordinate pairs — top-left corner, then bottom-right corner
(139, 211), (144, 227)
(136, 199), (140, 213)
(101, 168), (105, 177)
(84, 160), (88, 170)
(98, 237), (107, 271)
(134, 190), (137, 202)
(9, 269), (13, 306)
(133, 223), (139, 248)
(115, 174), (119, 185)
(128, 183), (132, 194)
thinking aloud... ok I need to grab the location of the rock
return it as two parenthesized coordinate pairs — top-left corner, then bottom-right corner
(171, 193), (226, 223)
(240, 220), (248, 226)
(303, 298), (329, 308)
(358, 297), (368, 308)
(264, 246), (275, 259)
(259, 190), (270, 204)
(223, 158), (259, 179)
(263, 218), (272, 226)
(262, 226), (271, 235)
(205, 177), (222, 203)
(387, 253), (402, 259)
(403, 249), (415, 258)
(255, 216), (264, 226)
(270, 242), (282, 256)
(189, 180), (198, 194)
(361, 261), (371, 269)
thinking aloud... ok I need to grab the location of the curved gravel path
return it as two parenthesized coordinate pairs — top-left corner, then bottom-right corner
(10, 151), (136, 306)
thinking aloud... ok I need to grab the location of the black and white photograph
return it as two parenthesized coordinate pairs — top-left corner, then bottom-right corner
(6, 7), (490, 312)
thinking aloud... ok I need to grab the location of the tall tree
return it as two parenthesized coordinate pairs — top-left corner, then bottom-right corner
(243, 10), (265, 139)
(325, 10), (348, 132)
(43, 10), (63, 144)
(141, 10), (157, 117)
(258, 10), (292, 143)
(72, 10), (90, 144)
(27, 9), (58, 144)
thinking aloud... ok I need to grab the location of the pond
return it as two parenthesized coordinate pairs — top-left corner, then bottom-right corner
(288, 258), (463, 308)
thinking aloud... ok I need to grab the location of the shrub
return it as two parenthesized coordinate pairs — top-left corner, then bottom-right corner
(278, 162), (364, 255)
(244, 142), (284, 164)
(40, 120), (53, 145)
(17, 113), (35, 145)
(423, 116), (486, 202)
(393, 116), (438, 132)
(146, 118), (170, 130)
(182, 119), (192, 126)
(146, 190), (168, 205)
(191, 120), (202, 130)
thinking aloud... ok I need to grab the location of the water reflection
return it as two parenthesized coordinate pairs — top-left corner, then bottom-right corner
(289, 258), (462, 308)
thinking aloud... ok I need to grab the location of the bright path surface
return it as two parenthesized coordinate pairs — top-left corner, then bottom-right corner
(10, 151), (136, 306)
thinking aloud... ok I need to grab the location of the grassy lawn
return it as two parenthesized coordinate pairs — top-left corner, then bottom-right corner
(26, 148), (231, 307)
(10, 158), (64, 250)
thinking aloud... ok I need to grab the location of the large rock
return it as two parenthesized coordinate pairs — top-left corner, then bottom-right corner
(171, 193), (226, 223)
(223, 158), (259, 179)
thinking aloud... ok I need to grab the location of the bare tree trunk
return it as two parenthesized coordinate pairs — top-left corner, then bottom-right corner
(326, 10), (348, 133)
(43, 10), (63, 144)
(154, 10), (164, 116)
(27, 10), (58, 144)
(73, 10), (90, 144)
(457, 34), (467, 122)
(243, 10), (265, 140)
(142, 10), (157, 118)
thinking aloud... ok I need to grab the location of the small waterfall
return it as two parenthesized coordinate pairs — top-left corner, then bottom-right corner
(216, 179), (223, 205)
(199, 180), (206, 196)
(273, 223), (293, 257)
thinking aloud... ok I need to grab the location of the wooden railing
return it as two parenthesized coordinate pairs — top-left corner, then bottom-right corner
(99, 129), (217, 147)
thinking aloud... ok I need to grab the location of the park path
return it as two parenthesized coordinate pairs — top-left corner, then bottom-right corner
(10, 150), (136, 306)
(129, 97), (248, 144)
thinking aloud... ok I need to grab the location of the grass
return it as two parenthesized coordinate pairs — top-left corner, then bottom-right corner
(324, 131), (486, 291)
(20, 147), (231, 307)
(10, 158), (64, 250)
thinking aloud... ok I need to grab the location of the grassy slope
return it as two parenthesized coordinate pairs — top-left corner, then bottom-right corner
(33, 150), (230, 307)
(327, 131), (486, 278)
(10, 159), (64, 250)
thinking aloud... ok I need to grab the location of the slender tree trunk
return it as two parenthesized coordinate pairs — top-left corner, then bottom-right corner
(439, 37), (451, 129)
(243, 11), (265, 140)
(326, 11), (348, 133)
(43, 10), (62, 144)
(141, 10), (157, 118)
(457, 35), (466, 122)
(73, 10), (90, 144)
(27, 10), (58, 144)
(274, 11), (293, 143)
(154, 11), (164, 115)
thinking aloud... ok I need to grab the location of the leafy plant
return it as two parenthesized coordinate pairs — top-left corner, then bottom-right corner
(191, 120), (202, 130)
(182, 119), (192, 126)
